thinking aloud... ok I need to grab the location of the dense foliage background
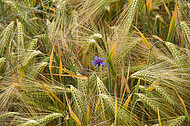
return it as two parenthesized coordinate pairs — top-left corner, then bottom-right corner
(0, 0), (190, 125)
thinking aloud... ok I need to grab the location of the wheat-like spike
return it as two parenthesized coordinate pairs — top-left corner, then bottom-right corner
(154, 85), (175, 106)
(76, 72), (87, 95)
(2, 0), (26, 22)
(22, 51), (42, 68)
(0, 57), (6, 73)
(114, 0), (138, 40)
(17, 22), (24, 49)
(177, 1), (184, 21)
(37, 113), (63, 125)
(34, 34), (46, 39)
(131, 70), (161, 83)
(0, 76), (3, 80)
(28, 39), (38, 50)
(115, 38), (141, 62)
(47, 20), (56, 40)
(165, 116), (186, 126)
(48, 106), (64, 114)
(137, 93), (157, 112)
(165, 42), (186, 68)
(27, 101), (39, 108)
(0, 112), (19, 119)
(30, 91), (49, 101)
(70, 85), (85, 114)
(97, 76), (108, 94)
(181, 21), (190, 45)
(20, 120), (39, 126)
(31, 62), (48, 78)
(100, 94), (138, 125)
(0, 21), (14, 54)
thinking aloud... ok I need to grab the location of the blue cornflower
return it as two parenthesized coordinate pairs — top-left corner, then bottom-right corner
(92, 56), (106, 68)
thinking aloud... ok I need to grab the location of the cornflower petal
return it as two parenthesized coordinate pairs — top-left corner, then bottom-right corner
(94, 56), (98, 60)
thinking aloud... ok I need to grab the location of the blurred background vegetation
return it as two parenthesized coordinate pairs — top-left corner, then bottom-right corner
(0, 0), (190, 125)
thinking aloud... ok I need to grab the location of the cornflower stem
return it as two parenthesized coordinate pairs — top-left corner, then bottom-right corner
(101, 37), (112, 93)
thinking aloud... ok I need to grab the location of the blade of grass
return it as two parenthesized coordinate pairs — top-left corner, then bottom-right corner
(132, 25), (151, 49)
(114, 85), (117, 126)
(166, 0), (178, 42)
(157, 104), (162, 126)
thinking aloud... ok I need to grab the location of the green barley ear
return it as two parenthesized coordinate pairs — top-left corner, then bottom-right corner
(1, 0), (25, 21)
(115, 38), (141, 62)
(0, 57), (6, 73)
(165, 42), (186, 68)
(28, 39), (38, 50)
(0, 21), (14, 55)
(37, 113), (63, 125)
(70, 85), (85, 114)
(164, 116), (186, 126)
(30, 62), (48, 78)
(154, 85), (175, 106)
(137, 93), (157, 112)
(180, 21), (190, 48)
(76, 72), (87, 95)
(0, 112), (19, 119)
(17, 22), (24, 49)
(97, 76), (108, 94)
(114, 0), (138, 39)
(22, 51), (42, 68)
(21, 120), (39, 126)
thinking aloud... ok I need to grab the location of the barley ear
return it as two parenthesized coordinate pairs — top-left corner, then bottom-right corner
(20, 120), (39, 126)
(17, 22), (24, 49)
(0, 112), (19, 119)
(37, 113), (63, 125)
(0, 21), (14, 55)
(0, 58), (6, 73)
(165, 116), (186, 126)
(28, 39), (38, 50)
(31, 62), (48, 78)
(70, 85), (85, 114)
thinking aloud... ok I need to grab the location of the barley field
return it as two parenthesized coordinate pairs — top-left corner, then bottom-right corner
(0, 0), (190, 125)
